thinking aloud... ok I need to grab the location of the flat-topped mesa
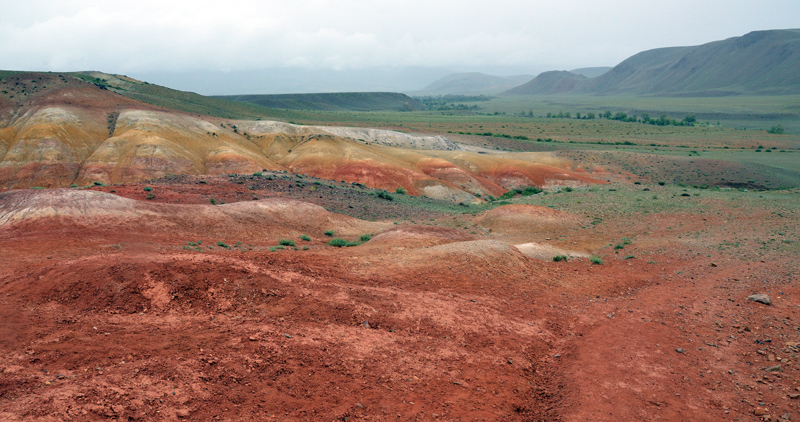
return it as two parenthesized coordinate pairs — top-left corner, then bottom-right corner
(236, 120), (462, 151)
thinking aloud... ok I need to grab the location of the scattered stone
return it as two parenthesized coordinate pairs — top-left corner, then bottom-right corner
(754, 407), (768, 416)
(710, 262), (717, 267)
(56, 374), (65, 379)
(554, 354), (561, 358)
(748, 294), (772, 306)
(789, 393), (800, 399)
(362, 320), (370, 329)
(283, 334), (292, 339)
(507, 358), (513, 364)
(248, 336), (257, 341)
(676, 348), (684, 354)
(764, 365), (782, 373)
(781, 413), (790, 421)
(356, 403), (364, 409)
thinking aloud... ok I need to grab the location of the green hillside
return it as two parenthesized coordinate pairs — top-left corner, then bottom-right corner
(505, 71), (588, 95)
(506, 29), (800, 97)
(72, 71), (277, 120)
(569, 67), (612, 78)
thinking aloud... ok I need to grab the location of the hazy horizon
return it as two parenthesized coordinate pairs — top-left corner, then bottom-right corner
(2, 1), (798, 94)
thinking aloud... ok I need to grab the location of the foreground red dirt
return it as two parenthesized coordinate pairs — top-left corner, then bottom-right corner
(1, 182), (798, 421)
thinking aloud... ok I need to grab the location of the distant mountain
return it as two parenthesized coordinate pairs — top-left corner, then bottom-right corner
(505, 71), (588, 95)
(569, 67), (612, 78)
(215, 92), (425, 111)
(413, 72), (534, 95)
(506, 29), (800, 96)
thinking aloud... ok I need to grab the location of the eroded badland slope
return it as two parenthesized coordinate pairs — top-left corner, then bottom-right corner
(1, 177), (799, 421)
(0, 72), (604, 201)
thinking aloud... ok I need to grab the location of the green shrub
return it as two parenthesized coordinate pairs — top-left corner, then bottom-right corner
(216, 241), (230, 249)
(146, 193), (155, 200)
(590, 256), (604, 265)
(376, 190), (394, 201)
(553, 255), (569, 262)
(496, 186), (542, 200)
(143, 186), (152, 192)
(328, 238), (348, 247)
(395, 187), (406, 195)
(300, 235), (311, 241)
(767, 125), (784, 134)
(279, 239), (295, 247)
(324, 230), (334, 237)
(359, 234), (372, 242)
(210, 198), (216, 205)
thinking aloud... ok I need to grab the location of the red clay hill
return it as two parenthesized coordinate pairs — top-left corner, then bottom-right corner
(1, 177), (798, 421)
(0, 72), (605, 201)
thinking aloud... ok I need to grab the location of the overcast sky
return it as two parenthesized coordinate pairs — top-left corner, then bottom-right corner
(1, 0), (798, 92)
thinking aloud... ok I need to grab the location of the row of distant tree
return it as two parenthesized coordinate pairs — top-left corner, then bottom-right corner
(415, 95), (490, 111)
(539, 110), (698, 126)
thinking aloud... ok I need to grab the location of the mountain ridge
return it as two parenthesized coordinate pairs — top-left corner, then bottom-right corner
(412, 72), (534, 95)
(505, 29), (800, 96)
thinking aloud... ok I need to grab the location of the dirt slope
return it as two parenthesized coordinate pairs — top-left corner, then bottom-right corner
(1, 182), (798, 421)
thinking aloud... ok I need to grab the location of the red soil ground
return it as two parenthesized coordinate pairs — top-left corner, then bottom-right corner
(1, 180), (798, 422)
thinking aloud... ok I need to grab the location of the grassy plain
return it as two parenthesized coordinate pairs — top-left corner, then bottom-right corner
(252, 95), (800, 188)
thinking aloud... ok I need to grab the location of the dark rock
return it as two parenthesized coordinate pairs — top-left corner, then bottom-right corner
(747, 294), (772, 305)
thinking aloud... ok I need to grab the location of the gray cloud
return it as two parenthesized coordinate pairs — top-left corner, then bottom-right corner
(1, 0), (798, 76)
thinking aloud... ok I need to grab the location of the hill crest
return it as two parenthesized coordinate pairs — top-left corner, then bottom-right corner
(505, 29), (800, 96)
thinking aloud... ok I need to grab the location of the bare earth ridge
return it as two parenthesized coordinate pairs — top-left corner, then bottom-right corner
(1, 179), (798, 421)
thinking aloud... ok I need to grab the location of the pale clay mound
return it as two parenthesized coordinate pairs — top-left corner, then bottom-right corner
(364, 226), (474, 249)
(514, 242), (590, 261)
(0, 189), (389, 237)
(236, 120), (463, 151)
(473, 204), (584, 235)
